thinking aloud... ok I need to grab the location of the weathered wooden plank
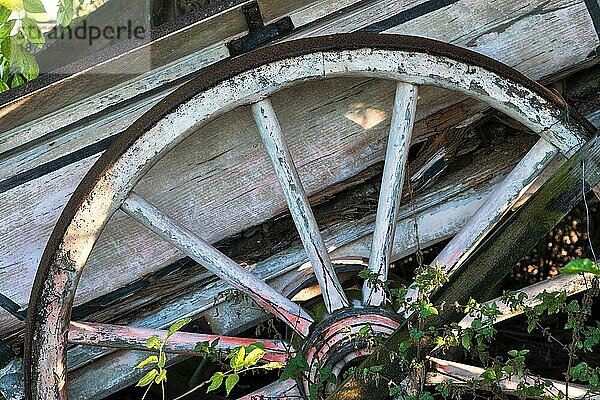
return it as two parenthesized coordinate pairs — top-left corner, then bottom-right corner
(0, 0), (366, 152)
(2, 0), (596, 169)
(386, 0), (600, 80)
(236, 379), (299, 400)
(329, 130), (600, 400)
(287, 0), (599, 82)
(0, 0), (348, 134)
(458, 273), (594, 327)
(0, 7), (241, 135)
(67, 321), (292, 363)
(428, 357), (597, 399)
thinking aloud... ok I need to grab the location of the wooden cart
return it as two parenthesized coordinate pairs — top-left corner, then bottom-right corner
(1, 0), (600, 399)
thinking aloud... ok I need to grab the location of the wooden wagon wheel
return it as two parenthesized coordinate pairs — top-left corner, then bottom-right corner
(24, 34), (597, 400)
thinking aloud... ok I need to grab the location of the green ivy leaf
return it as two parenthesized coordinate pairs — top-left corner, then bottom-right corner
(56, 0), (73, 27)
(21, 17), (44, 46)
(207, 372), (224, 393)
(398, 341), (412, 358)
(280, 352), (309, 381)
(134, 355), (158, 369)
(154, 369), (167, 384)
(225, 373), (240, 396)
(12, 29), (25, 44)
(167, 317), (191, 338)
(461, 333), (472, 350)
(0, 20), (16, 41)
(136, 369), (158, 387)
(359, 323), (372, 336)
(0, 5), (11, 24)
(261, 362), (284, 370)
(482, 367), (497, 381)
(389, 385), (404, 396)
(22, 0), (44, 13)
(572, 362), (587, 379)
(0, 79), (9, 92)
(5, 37), (38, 80)
(409, 329), (424, 340)
(246, 342), (265, 352)
(243, 348), (266, 367)
(230, 346), (245, 370)
(421, 302), (438, 317)
(419, 392), (435, 400)
(9, 72), (23, 88)
(158, 352), (166, 368)
(146, 335), (161, 350)
(561, 259), (600, 276)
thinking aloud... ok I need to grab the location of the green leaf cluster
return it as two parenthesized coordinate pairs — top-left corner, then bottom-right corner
(562, 258), (600, 275)
(0, 0), (75, 92)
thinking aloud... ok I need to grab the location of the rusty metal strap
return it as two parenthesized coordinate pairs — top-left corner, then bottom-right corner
(0, 294), (25, 322)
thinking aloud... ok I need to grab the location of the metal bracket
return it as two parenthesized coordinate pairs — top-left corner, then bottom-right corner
(0, 293), (25, 322)
(227, 2), (294, 57)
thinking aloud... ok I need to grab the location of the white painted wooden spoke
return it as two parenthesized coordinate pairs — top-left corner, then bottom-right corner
(459, 272), (594, 328)
(363, 82), (418, 307)
(428, 357), (598, 399)
(236, 378), (300, 400)
(252, 98), (350, 313)
(402, 138), (558, 313)
(121, 192), (313, 337)
(68, 322), (293, 363)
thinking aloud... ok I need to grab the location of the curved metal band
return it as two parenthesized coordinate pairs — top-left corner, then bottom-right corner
(24, 33), (595, 399)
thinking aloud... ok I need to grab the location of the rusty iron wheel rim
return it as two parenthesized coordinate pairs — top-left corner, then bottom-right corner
(24, 33), (595, 400)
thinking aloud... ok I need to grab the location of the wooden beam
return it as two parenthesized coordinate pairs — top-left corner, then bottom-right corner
(428, 357), (597, 399)
(236, 379), (299, 400)
(459, 273), (595, 328)
(67, 321), (293, 363)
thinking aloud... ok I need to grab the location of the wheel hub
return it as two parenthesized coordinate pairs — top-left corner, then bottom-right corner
(299, 307), (402, 397)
